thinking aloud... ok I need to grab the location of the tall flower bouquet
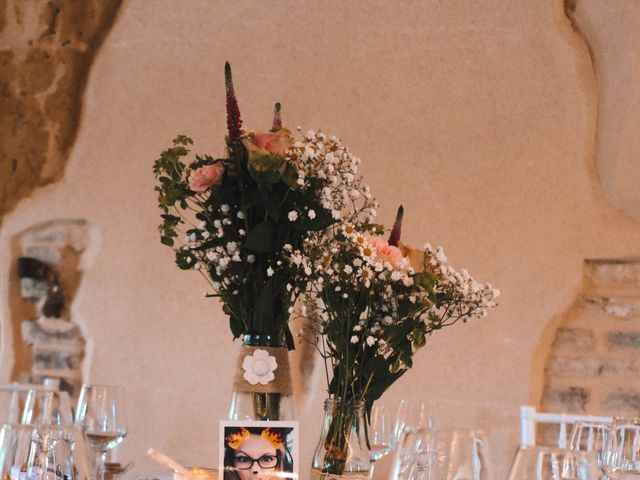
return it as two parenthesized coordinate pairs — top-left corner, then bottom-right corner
(289, 207), (499, 476)
(153, 63), (375, 419)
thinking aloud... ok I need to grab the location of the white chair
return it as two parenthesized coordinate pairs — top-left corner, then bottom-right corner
(519, 405), (613, 448)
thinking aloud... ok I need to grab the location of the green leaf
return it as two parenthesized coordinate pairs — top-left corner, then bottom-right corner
(175, 250), (195, 270)
(160, 236), (174, 247)
(173, 135), (193, 146)
(414, 271), (437, 292)
(252, 277), (280, 333)
(244, 221), (275, 252)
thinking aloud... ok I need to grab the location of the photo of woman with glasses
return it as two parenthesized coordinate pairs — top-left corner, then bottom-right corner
(222, 425), (295, 480)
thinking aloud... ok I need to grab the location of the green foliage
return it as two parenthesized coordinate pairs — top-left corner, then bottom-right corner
(152, 130), (340, 344)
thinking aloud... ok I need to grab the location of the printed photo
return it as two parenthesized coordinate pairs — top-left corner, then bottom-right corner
(219, 420), (298, 480)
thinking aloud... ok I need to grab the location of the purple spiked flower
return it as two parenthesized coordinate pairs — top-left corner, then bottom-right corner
(271, 102), (282, 131)
(388, 205), (404, 247)
(225, 62), (243, 142)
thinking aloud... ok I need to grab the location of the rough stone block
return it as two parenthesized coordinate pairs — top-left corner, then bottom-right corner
(22, 246), (61, 265)
(607, 331), (640, 349)
(33, 350), (80, 370)
(600, 358), (640, 376)
(586, 260), (640, 289)
(602, 389), (640, 414)
(580, 295), (640, 318)
(546, 356), (602, 377)
(20, 278), (48, 300)
(21, 320), (82, 346)
(552, 328), (595, 351)
(543, 386), (590, 412)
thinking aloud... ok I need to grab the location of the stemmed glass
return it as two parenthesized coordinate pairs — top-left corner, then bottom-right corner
(74, 385), (127, 480)
(368, 404), (394, 479)
(0, 423), (92, 480)
(435, 429), (491, 480)
(508, 445), (600, 480)
(23, 390), (74, 425)
(603, 417), (640, 478)
(393, 400), (437, 446)
(568, 420), (611, 476)
(390, 427), (438, 480)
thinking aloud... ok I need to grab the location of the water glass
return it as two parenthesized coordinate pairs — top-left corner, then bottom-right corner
(389, 427), (438, 480)
(508, 445), (600, 480)
(603, 417), (640, 478)
(393, 400), (437, 447)
(0, 389), (32, 424)
(368, 404), (394, 479)
(568, 420), (611, 469)
(0, 423), (92, 480)
(435, 429), (491, 480)
(23, 390), (74, 425)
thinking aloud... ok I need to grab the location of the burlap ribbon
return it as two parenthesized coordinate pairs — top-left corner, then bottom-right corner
(233, 345), (293, 395)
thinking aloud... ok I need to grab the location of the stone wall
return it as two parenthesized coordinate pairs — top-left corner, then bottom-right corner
(0, 0), (122, 222)
(9, 219), (91, 395)
(542, 259), (640, 415)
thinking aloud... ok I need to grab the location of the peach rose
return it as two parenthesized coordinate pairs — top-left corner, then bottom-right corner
(366, 235), (405, 267)
(243, 129), (293, 156)
(376, 243), (405, 267)
(188, 163), (225, 192)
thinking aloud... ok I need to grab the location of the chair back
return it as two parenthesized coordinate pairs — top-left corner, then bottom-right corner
(519, 405), (613, 448)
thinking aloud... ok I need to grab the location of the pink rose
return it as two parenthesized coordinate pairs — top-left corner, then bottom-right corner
(366, 235), (405, 267)
(243, 129), (293, 156)
(376, 243), (405, 267)
(188, 163), (225, 192)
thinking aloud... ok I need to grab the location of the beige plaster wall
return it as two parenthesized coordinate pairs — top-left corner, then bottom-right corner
(2, 0), (640, 478)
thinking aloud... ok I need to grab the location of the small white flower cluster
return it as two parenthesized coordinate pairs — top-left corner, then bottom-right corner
(419, 242), (500, 319)
(291, 223), (499, 361)
(178, 202), (256, 294)
(286, 129), (378, 224)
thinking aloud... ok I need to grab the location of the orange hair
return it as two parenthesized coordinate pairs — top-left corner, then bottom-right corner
(261, 428), (284, 448)
(226, 428), (250, 449)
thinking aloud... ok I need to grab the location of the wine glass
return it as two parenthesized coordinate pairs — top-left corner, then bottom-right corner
(434, 429), (491, 480)
(389, 427), (438, 480)
(603, 417), (640, 478)
(508, 445), (600, 479)
(74, 385), (127, 480)
(368, 404), (394, 479)
(23, 390), (74, 425)
(568, 420), (611, 471)
(0, 423), (92, 480)
(0, 389), (32, 424)
(393, 400), (437, 447)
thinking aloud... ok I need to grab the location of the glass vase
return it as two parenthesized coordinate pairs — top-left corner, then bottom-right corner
(228, 333), (295, 421)
(311, 399), (370, 479)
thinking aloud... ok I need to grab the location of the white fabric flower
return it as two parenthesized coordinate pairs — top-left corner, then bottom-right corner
(242, 349), (278, 385)
(288, 211), (299, 222)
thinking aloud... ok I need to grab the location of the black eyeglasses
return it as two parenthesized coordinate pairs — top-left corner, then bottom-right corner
(233, 453), (279, 470)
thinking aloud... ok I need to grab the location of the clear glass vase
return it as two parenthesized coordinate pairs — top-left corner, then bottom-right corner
(228, 333), (295, 421)
(311, 399), (370, 479)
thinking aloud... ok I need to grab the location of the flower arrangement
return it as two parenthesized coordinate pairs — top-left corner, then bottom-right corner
(291, 206), (499, 475)
(153, 63), (375, 419)
(153, 63), (373, 344)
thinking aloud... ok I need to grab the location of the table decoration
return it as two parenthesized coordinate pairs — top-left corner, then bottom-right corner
(289, 207), (499, 478)
(153, 63), (375, 421)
